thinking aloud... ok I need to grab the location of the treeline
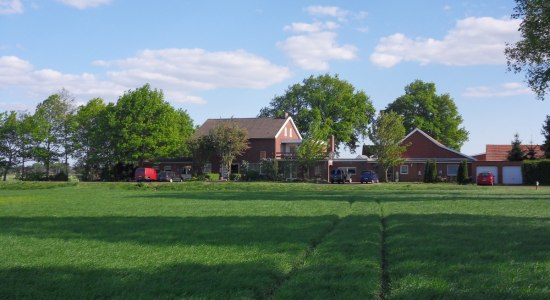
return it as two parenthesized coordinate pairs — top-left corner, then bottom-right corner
(0, 84), (194, 181)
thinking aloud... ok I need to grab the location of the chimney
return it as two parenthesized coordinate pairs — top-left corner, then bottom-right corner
(284, 112), (289, 119)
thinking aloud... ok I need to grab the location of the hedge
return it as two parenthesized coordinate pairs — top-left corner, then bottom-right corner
(523, 160), (550, 185)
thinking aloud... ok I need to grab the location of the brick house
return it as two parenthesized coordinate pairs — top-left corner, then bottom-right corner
(471, 144), (544, 184)
(329, 128), (476, 182)
(194, 116), (302, 175)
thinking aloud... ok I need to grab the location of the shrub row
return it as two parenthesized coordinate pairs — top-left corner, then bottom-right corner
(523, 159), (550, 184)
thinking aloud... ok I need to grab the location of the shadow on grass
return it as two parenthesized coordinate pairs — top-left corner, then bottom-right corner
(0, 262), (282, 299)
(386, 213), (550, 299)
(272, 214), (382, 299)
(0, 215), (339, 246)
(134, 190), (550, 203)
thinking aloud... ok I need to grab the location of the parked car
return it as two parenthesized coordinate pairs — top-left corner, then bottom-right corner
(330, 169), (351, 184)
(360, 170), (379, 184)
(135, 167), (158, 182)
(158, 171), (182, 182)
(476, 172), (494, 186)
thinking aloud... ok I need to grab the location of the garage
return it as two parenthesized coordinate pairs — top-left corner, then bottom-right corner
(476, 166), (498, 184)
(503, 166), (523, 185)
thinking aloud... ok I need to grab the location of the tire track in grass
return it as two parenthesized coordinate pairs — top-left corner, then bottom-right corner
(264, 212), (346, 299)
(377, 199), (390, 300)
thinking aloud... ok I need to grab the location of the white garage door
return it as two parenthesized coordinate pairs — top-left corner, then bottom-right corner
(503, 166), (522, 185)
(476, 166), (498, 184)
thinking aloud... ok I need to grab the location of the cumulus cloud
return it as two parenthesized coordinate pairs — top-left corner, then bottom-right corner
(0, 49), (291, 106)
(56, 0), (111, 9)
(0, 0), (23, 14)
(463, 82), (533, 98)
(96, 48), (292, 91)
(278, 32), (357, 70)
(370, 17), (521, 68)
(306, 5), (349, 20)
(284, 21), (339, 33)
(0, 56), (124, 103)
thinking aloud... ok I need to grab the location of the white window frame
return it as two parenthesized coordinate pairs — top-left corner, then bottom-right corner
(400, 165), (409, 174)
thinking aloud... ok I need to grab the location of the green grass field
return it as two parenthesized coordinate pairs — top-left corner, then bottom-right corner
(0, 182), (549, 299)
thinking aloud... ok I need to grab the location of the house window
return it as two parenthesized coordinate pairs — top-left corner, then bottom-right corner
(290, 129), (293, 137)
(163, 165), (172, 171)
(284, 127), (288, 137)
(203, 163), (212, 174)
(314, 165), (321, 177)
(447, 164), (459, 176)
(347, 168), (356, 175)
(260, 151), (266, 160)
(400, 165), (409, 174)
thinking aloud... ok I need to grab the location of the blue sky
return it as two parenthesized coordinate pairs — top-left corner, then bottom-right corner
(1, 0), (549, 157)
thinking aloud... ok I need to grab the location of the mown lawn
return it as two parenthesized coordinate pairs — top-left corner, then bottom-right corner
(0, 182), (549, 299)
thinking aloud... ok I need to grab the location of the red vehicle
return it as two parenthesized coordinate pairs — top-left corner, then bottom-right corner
(476, 172), (495, 186)
(135, 167), (158, 182)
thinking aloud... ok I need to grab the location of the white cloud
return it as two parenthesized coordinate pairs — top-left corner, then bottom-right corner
(463, 82), (533, 98)
(0, 56), (124, 102)
(56, 0), (110, 9)
(0, 49), (291, 106)
(278, 32), (357, 70)
(306, 5), (349, 20)
(97, 48), (292, 91)
(284, 21), (339, 33)
(0, 0), (23, 14)
(370, 17), (521, 68)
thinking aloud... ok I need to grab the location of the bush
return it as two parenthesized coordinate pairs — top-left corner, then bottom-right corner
(229, 173), (241, 181)
(457, 160), (470, 184)
(424, 160), (438, 183)
(206, 173), (220, 181)
(245, 170), (261, 181)
(523, 159), (550, 184)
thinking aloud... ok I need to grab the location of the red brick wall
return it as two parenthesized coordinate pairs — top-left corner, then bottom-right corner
(402, 131), (466, 159)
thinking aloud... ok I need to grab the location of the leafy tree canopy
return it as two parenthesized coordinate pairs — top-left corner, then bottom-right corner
(384, 80), (468, 151)
(259, 74), (375, 153)
(111, 84), (194, 166)
(207, 121), (249, 177)
(368, 111), (407, 182)
(505, 0), (550, 100)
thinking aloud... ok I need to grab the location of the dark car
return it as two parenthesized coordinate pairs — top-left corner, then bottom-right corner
(360, 170), (379, 184)
(476, 172), (494, 186)
(330, 169), (351, 184)
(158, 171), (182, 182)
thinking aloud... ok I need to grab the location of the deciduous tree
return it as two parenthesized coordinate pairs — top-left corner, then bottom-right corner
(259, 74), (375, 153)
(207, 121), (249, 178)
(505, 0), (550, 100)
(297, 120), (330, 179)
(368, 111), (408, 182)
(385, 80), (468, 151)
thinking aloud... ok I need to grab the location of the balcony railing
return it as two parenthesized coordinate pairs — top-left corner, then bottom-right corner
(276, 152), (298, 159)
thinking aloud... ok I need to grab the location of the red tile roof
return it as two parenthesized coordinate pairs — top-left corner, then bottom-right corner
(195, 117), (298, 139)
(485, 144), (544, 161)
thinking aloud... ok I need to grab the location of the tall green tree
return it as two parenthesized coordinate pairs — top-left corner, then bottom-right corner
(505, 0), (550, 100)
(207, 121), (249, 178)
(31, 92), (75, 179)
(111, 84), (194, 166)
(73, 98), (114, 180)
(0, 111), (20, 181)
(297, 120), (330, 179)
(508, 133), (525, 161)
(542, 115), (550, 158)
(368, 111), (408, 182)
(259, 74), (375, 153)
(385, 80), (468, 150)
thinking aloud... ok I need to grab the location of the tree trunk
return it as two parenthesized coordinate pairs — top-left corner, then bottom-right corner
(384, 167), (389, 183)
